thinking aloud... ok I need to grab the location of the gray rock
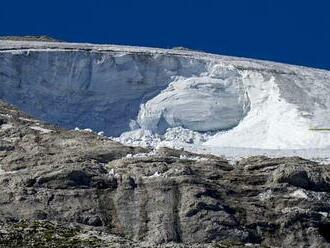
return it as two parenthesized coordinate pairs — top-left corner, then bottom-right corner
(0, 100), (329, 247)
(0, 35), (61, 42)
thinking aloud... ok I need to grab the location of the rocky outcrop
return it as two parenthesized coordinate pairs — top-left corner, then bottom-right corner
(0, 36), (61, 42)
(0, 100), (329, 247)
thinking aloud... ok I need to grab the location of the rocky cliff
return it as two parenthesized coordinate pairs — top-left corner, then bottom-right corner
(0, 100), (329, 247)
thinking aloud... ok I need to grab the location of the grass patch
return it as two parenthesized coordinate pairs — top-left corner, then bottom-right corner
(309, 128), (330, 131)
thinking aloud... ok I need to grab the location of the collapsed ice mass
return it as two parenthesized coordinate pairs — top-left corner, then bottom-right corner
(1, 40), (330, 150)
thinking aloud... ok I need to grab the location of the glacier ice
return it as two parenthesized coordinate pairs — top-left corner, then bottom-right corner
(205, 71), (330, 149)
(0, 40), (330, 157)
(137, 74), (250, 133)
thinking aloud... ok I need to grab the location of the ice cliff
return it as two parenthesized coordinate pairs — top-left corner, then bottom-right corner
(0, 40), (330, 150)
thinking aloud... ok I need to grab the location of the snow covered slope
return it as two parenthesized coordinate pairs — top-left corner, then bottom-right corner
(0, 40), (330, 152)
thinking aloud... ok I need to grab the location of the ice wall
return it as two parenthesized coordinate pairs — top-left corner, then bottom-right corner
(1, 40), (330, 149)
(0, 48), (248, 136)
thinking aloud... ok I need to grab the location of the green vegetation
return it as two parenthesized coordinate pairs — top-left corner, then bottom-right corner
(0, 220), (105, 248)
(309, 128), (330, 131)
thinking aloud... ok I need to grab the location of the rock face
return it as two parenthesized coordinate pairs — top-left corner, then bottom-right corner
(0, 100), (329, 247)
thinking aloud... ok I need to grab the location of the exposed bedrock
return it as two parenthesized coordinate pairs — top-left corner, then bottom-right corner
(0, 101), (330, 247)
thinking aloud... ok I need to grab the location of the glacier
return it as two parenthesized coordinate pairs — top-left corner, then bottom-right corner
(0, 39), (330, 160)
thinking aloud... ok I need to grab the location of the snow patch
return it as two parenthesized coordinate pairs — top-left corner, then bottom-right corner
(149, 171), (161, 178)
(97, 131), (104, 136)
(1, 123), (13, 130)
(107, 168), (120, 178)
(290, 189), (309, 199)
(19, 117), (38, 123)
(179, 154), (207, 161)
(318, 212), (328, 217)
(29, 126), (52, 134)
(74, 127), (95, 133)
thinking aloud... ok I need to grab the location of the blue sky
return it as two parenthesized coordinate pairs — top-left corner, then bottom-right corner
(1, 0), (329, 69)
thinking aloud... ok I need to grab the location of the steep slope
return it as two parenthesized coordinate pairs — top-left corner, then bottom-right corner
(0, 100), (330, 247)
(0, 40), (330, 152)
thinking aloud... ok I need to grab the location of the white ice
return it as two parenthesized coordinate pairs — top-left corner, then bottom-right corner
(1, 40), (330, 161)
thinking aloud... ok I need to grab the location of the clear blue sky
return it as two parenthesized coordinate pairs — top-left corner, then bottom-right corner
(1, 0), (329, 69)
